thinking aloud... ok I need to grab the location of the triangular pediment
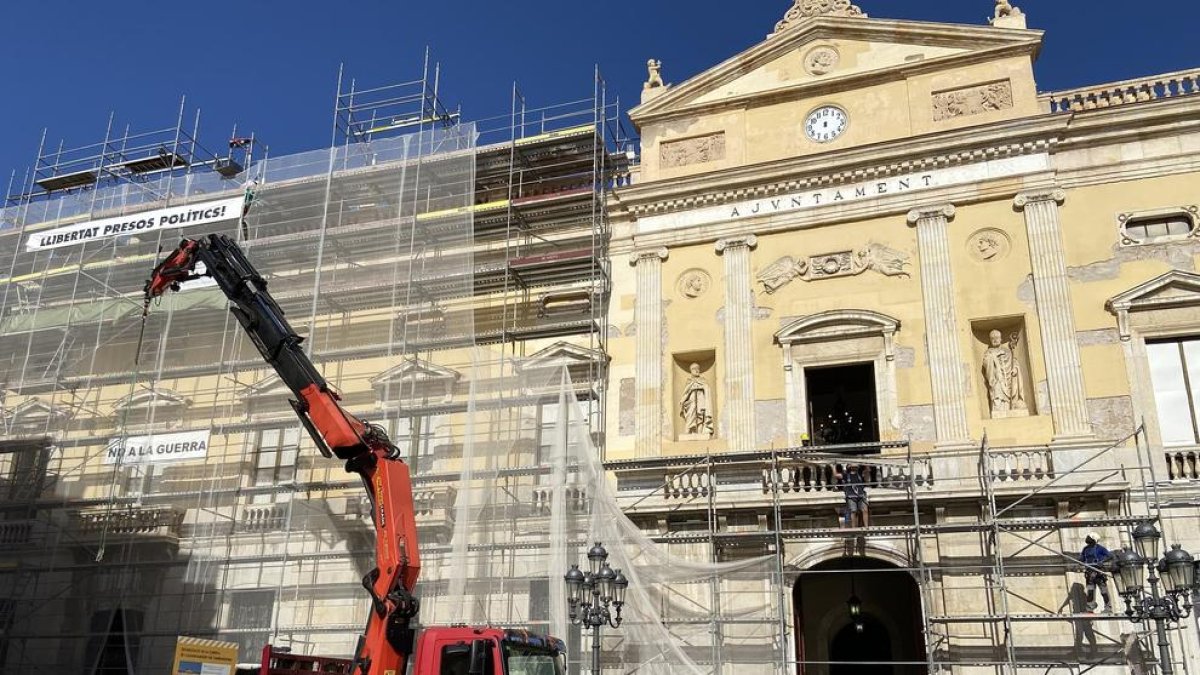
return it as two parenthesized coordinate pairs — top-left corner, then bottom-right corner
(370, 359), (461, 389)
(518, 341), (609, 372)
(1107, 270), (1200, 313)
(7, 398), (73, 425)
(239, 374), (291, 401)
(630, 17), (1041, 123)
(113, 388), (190, 413)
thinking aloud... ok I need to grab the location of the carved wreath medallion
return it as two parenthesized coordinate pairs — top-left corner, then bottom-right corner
(677, 269), (712, 299)
(804, 46), (840, 76)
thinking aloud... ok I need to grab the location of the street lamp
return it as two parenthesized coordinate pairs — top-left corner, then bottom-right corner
(566, 542), (629, 675)
(1111, 522), (1197, 675)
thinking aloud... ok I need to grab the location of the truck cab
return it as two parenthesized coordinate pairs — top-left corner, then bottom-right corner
(414, 627), (566, 675)
(257, 628), (565, 675)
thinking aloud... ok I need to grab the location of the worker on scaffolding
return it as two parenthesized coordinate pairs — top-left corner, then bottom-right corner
(833, 464), (870, 529)
(1080, 532), (1113, 613)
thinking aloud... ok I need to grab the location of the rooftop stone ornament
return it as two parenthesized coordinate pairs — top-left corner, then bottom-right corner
(990, 0), (1027, 29)
(772, 0), (867, 37)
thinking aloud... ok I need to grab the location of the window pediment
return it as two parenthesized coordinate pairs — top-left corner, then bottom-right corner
(1107, 270), (1200, 339)
(518, 341), (608, 372)
(112, 388), (190, 414)
(6, 398), (73, 427)
(239, 374), (291, 402)
(775, 309), (899, 345)
(371, 359), (461, 406)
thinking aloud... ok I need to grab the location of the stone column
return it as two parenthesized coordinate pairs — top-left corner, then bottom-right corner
(631, 248), (669, 458)
(716, 235), (758, 452)
(1015, 189), (1092, 441)
(907, 205), (973, 448)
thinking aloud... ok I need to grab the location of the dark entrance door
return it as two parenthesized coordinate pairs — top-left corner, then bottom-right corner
(805, 364), (879, 446)
(793, 557), (925, 675)
(830, 615), (892, 675)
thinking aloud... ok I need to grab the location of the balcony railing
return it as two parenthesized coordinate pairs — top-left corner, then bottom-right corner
(1041, 68), (1200, 113)
(987, 448), (1055, 482)
(70, 506), (184, 543)
(1164, 449), (1200, 481)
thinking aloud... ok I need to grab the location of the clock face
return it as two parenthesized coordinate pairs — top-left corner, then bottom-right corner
(804, 106), (848, 143)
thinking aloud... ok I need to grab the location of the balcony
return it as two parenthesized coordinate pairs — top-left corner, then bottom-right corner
(414, 485), (457, 544)
(69, 506), (184, 546)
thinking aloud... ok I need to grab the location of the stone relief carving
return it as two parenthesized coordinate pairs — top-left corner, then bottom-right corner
(982, 329), (1029, 418)
(804, 46), (840, 76)
(660, 132), (726, 169)
(679, 363), (715, 439)
(644, 59), (665, 90)
(968, 228), (1012, 262)
(677, 269), (712, 299)
(772, 0), (867, 36)
(932, 81), (1014, 121)
(757, 243), (912, 293)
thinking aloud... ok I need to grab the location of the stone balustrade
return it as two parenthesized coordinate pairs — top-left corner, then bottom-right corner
(765, 459), (934, 494)
(530, 486), (589, 515)
(988, 448), (1056, 482)
(72, 506), (183, 541)
(237, 503), (289, 533)
(0, 519), (37, 546)
(653, 456), (935, 502)
(1164, 450), (1200, 481)
(1041, 68), (1200, 113)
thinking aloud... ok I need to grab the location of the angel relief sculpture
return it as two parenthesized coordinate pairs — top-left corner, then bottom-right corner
(756, 243), (911, 294)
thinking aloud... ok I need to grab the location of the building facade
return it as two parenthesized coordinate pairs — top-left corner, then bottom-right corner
(604, 1), (1200, 673)
(2, 2), (1200, 674)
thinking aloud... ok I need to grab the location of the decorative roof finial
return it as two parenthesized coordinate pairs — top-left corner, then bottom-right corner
(644, 59), (665, 90)
(989, 0), (1026, 29)
(771, 0), (868, 37)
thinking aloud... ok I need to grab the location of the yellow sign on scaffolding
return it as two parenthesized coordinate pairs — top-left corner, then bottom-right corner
(171, 636), (240, 675)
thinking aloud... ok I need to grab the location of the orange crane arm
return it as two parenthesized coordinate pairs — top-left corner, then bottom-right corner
(145, 233), (420, 675)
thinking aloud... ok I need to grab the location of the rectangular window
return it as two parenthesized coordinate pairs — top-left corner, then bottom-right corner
(1147, 338), (1200, 446)
(536, 403), (578, 467)
(388, 416), (438, 474)
(255, 427), (300, 487)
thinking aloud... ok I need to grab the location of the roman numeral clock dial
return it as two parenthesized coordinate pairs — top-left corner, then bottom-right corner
(804, 105), (848, 143)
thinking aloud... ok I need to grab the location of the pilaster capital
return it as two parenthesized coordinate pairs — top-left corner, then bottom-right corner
(715, 234), (758, 253)
(628, 247), (669, 266)
(905, 204), (956, 226)
(1014, 188), (1067, 210)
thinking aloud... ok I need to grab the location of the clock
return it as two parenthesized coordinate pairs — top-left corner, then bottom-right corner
(804, 105), (848, 143)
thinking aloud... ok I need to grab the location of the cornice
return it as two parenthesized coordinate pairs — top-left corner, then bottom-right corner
(616, 114), (1068, 219)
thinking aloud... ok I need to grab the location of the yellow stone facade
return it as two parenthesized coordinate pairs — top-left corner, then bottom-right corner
(605, 3), (1200, 672)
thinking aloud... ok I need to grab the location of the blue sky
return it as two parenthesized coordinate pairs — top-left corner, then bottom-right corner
(1, 0), (1197, 189)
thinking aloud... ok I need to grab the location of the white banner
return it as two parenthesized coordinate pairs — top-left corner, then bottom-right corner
(104, 429), (210, 466)
(25, 196), (243, 251)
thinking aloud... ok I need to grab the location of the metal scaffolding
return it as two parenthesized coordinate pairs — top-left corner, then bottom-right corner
(0, 56), (632, 673)
(603, 428), (1177, 675)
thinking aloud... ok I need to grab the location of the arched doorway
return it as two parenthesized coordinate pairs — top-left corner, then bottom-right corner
(793, 556), (925, 675)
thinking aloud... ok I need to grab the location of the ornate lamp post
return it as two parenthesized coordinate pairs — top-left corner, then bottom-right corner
(565, 542), (629, 675)
(1110, 522), (1196, 675)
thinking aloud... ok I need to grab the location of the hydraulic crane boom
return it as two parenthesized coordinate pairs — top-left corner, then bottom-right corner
(145, 232), (420, 675)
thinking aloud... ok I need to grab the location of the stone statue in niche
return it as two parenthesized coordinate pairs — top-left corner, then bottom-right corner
(983, 329), (1028, 418)
(679, 363), (715, 439)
